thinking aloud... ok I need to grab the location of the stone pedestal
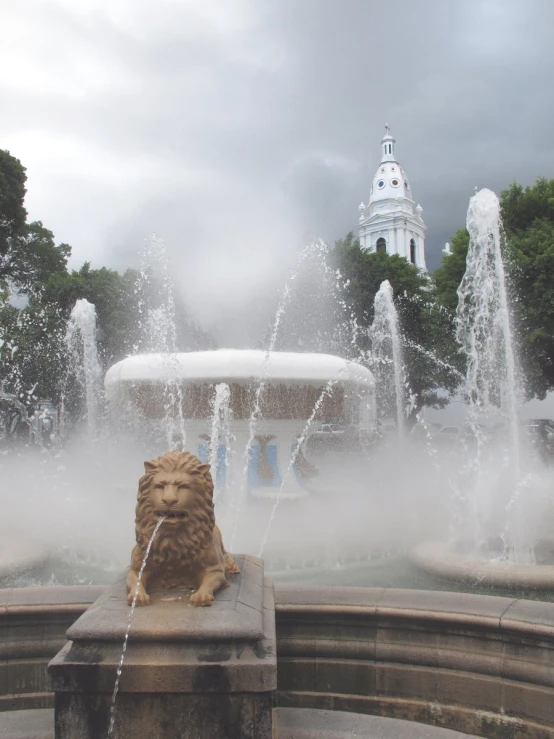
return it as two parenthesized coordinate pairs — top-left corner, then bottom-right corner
(48, 555), (276, 739)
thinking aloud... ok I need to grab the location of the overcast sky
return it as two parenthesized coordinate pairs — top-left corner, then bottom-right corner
(1, 0), (553, 341)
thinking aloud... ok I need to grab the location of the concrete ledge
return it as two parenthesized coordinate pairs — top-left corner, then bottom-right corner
(4, 584), (554, 737)
(0, 586), (105, 712)
(274, 707), (480, 738)
(275, 586), (554, 738)
(66, 556), (264, 643)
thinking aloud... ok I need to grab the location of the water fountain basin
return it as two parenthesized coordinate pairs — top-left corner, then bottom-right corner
(0, 533), (50, 581)
(410, 540), (554, 589)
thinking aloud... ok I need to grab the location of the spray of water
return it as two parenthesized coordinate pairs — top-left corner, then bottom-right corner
(134, 235), (187, 449)
(257, 373), (345, 557)
(369, 281), (405, 441)
(231, 241), (332, 549)
(455, 188), (529, 562)
(64, 299), (102, 437)
(209, 383), (232, 503)
(107, 516), (165, 738)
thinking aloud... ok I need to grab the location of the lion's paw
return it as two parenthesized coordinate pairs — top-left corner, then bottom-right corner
(190, 590), (214, 607)
(128, 591), (151, 607)
(225, 554), (240, 574)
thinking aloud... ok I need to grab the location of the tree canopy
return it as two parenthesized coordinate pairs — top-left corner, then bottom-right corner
(0, 221), (71, 299)
(432, 229), (469, 314)
(0, 150), (27, 256)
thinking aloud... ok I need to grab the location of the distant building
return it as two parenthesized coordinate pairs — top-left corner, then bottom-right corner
(358, 125), (427, 270)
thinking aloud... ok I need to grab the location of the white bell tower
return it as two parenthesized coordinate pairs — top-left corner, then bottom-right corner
(358, 125), (427, 269)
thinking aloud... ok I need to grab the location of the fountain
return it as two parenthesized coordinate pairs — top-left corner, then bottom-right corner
(411, 188), (554, 587)
(369, 279), (406, 440)
(63, 298), (102, 438)
(5, 216), (554, 738)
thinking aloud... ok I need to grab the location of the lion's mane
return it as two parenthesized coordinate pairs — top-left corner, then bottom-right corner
(134, 450), (216, 567)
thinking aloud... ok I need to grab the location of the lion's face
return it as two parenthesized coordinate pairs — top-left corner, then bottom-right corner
(149, 469), (205, 525)
(134, 452), (216, 559)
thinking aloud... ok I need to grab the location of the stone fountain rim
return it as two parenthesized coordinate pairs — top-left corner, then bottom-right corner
(410, 540), (554, 588)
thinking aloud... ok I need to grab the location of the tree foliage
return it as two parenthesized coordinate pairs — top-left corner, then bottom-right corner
(44, 263), (141, 365)
(432, 229), (469, 313)
(501, 178), (554, 234)
(509, 220), (554, 398)
(0, 150), (27, 256)
(0, 221), (71, 299)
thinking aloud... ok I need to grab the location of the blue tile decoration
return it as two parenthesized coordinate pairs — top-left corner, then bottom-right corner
(248, 443), (281, 491)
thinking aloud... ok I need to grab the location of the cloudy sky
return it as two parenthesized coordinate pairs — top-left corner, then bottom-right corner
(1, 0), (553, 340)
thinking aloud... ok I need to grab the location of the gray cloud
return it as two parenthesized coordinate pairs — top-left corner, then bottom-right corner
(1, 0), (553, 341)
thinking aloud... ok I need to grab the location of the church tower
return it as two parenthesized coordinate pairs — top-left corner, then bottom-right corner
(358, 126), (427, 269)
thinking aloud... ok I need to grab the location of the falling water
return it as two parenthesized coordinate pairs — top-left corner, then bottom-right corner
(65, 299), (102, 437)
(135, 234), (178, 354)
(107, 516), (166, 739)
(231, 241), (332, 549)
(369, 280), (405, 440)
(134, 235), (187, 449)
(258, 374), (344, 557)
(455, 188), (529, 562)
(209, 383), (232, 503)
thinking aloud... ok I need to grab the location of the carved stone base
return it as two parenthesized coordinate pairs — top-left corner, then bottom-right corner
(48, 555), (276, 739)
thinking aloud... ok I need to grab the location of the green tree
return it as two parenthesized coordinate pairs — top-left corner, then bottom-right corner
(508, 219), (554, 398)
(334, 232), (428, 324)
(501, 180), (554, 398)
(44, 264), (143, 365)
(0, 221), (71, 298)
(432, 229), (469, 313)
(0, 300), (66, 405)
(501, 178), (554, 234)
(0, 150), (27, 255)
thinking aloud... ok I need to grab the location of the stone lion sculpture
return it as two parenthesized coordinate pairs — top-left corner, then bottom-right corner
(127, 450), (239, 607)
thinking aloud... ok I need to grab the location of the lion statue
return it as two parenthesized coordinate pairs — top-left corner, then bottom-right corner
(127, 450), (239, 607)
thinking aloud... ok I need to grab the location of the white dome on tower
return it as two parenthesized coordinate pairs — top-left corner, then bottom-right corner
(357, 125), (427, 269)
(369, 127), (412, 204)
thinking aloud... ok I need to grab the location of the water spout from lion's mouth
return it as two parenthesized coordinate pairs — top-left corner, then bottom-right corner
(156, 510), (189, 522)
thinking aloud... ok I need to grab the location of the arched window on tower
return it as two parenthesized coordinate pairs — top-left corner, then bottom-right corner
(410, 238), (416, 265)
(376, 237), (387, 254)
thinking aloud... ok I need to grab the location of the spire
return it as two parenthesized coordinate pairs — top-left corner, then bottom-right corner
(381, 123), (396, 163)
